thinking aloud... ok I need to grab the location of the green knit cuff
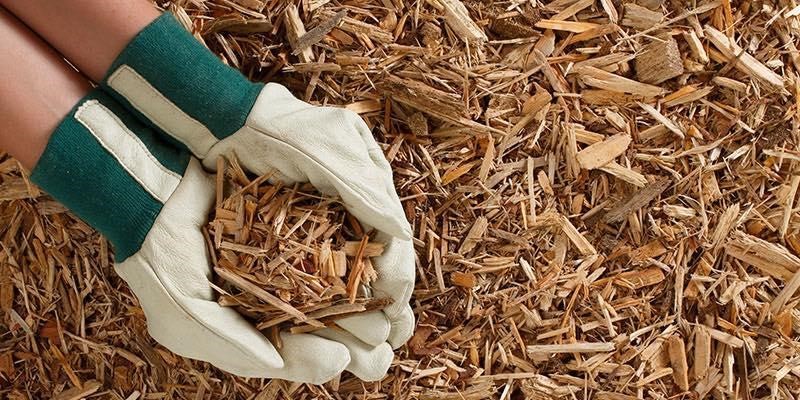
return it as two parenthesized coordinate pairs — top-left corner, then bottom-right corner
(31, 90), (190, 261)
(101, 12), (263, 149)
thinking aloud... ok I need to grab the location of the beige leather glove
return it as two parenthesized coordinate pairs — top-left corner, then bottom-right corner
(30, 92), (391, 383)
(101, 12), (416, 380)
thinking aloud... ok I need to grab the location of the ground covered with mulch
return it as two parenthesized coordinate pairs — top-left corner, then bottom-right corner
(3, 0), (800, 399)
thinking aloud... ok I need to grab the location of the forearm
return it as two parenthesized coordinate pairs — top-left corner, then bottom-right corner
(4, 2), (261, 152)
(0, 0), (160, 82)
(0, 7), (90, 169)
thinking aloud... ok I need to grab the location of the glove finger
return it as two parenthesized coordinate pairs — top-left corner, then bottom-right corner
(329, 175), (409, 240)
(117, 270), (350, 383)
(354, 122), (410, 223)
(335, 310), (390, 347)
(315, 328), (394, 382)
(370, 234), (416, 320)
(387, 305), (415, 349)
(123, 281), (277, 378)
(269, 332), (351, 384)
(347, 158), (415, 348)
(321, 113), (409, 240)
(115, 266), (284, 377)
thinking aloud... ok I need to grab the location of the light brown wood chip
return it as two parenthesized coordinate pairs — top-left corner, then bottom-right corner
(705, 26), (785, 90)
(668, 335), (690, 391)
(214, 267), (308, 322)
(576, 66), (667, 97)
(527, 342), (615, 355)
(725, 232), (800, 281)
(438, 0), (487, 42)
(576, 133), (632, 170)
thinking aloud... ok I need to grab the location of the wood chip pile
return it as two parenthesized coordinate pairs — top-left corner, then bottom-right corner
(208, 158), (390, 336)
(3, 0), (800, 399)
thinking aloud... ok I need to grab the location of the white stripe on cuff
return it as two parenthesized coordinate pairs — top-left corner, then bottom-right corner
(75, 100), (181, 204)
(107, 65), (218, 158)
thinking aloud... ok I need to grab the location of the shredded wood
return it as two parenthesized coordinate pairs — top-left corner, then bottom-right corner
(207, 158), (389, 334)
(3, 0), (800, 399)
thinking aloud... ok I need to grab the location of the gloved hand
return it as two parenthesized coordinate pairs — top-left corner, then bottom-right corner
(205, 84), (417, 350)
(99, 12), (417, 369)
(31, 91), (393, 382)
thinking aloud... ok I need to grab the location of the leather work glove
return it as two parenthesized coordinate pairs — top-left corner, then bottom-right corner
(31, 91), (393, 383)
(99, 12), (416, 370)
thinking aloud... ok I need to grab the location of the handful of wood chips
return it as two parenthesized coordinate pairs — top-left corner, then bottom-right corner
(206, 159), (392, 343)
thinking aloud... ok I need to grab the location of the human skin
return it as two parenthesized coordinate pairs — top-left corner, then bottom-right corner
(0, 7), (91, 169)
(0, 0), (160, 82)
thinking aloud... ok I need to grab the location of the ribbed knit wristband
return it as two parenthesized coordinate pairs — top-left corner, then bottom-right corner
(31, 90), (190, 261)
(101, 12), (263, 156)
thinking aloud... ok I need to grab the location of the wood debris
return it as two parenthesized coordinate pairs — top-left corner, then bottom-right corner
(576, 133), (632, 170)
(576, 66), (666, 97)
(3, 0), (800, 399)
(705, 26), (785, 91)
(667, 335), (689, 391)
(437, 0), (487, 43)
(209, 159), (390, 332)
(635, 35), (685, 85)
(622, 3), (663, 30)
(535, 19), (600, 33)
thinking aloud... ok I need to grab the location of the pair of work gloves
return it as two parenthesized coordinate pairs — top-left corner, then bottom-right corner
(31, 13), (415, 383)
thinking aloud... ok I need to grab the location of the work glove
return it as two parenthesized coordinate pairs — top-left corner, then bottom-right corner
(99, 12), (416, 367)
(31, 91), (393, 382)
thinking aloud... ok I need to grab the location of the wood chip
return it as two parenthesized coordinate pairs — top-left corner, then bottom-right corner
(438, 0), (487, 42)
(52, 381), (102, 400)
(576, 133), (632, 170)
(667, 335), (690, 391)
(725, 232), (800, 280)
(535, 19), (600, 33)
(705, 26), (785, 91)
(635, 36), (685, 84)
(604, 177), (671, 223)
(527, 342), (615, 355)
(576, 66), (667, 97)
(622, 3), (663, 30)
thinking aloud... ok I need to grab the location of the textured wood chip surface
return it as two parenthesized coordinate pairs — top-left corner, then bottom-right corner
(2, 0), (800, 399)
